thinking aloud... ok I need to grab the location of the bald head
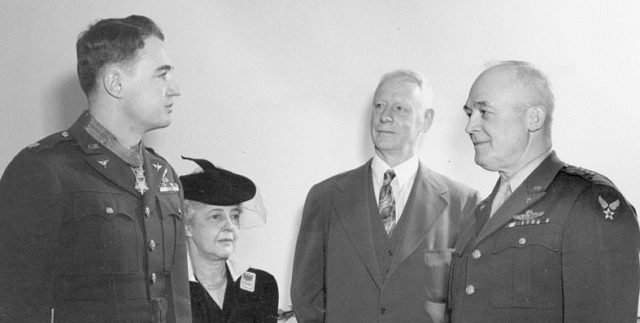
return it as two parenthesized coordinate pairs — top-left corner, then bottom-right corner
(463, 61), (554, 175)
(481, 61), (555, 130)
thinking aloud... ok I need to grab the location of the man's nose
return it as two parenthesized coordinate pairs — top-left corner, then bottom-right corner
(167, 80), (181, 97)
(379, 107), (393, 123)
(465, 112), (479, 134)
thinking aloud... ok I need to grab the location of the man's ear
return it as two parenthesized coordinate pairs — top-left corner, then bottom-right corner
(102, 69), (123, 98)
(421, 108), (435, 133)
(184, 223), (193, 238)
(527, 105), (546, 132)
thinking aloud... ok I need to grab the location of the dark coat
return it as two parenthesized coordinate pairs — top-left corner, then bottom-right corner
(0, 116), (191, 322)
(292, 160), (480, 323)
(448, 152), (640, 323)
(190, 267), (278, 323)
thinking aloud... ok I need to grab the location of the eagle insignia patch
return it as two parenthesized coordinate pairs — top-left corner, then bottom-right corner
(598, 195), (620, 220)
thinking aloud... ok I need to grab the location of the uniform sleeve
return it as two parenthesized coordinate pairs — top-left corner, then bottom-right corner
(0, 150), (63, 322)
(291, 184), (327, 323)
(562, 184), (640, 322)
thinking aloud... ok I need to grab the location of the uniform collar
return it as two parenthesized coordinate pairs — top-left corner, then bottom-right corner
(81, 111), (144, 167)
(505, 149), (553, 192)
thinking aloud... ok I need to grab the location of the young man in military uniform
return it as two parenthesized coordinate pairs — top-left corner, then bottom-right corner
(0, 16), (191, 322)
(449, 61), (639, 322)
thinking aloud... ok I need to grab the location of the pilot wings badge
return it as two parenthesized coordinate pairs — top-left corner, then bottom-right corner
(598, 196), (620, 220)
(507, 209), (549, 228)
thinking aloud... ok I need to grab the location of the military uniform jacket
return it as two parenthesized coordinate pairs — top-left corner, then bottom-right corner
(448, 152), (640, 323)
(292, 160), (480, 323)
(0, 116), (192, 322)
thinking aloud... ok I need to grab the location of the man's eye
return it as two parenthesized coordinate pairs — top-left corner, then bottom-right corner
(374, 103), (384, 109)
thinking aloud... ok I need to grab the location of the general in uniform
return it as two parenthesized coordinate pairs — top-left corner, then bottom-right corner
(450, 60), (639, 322)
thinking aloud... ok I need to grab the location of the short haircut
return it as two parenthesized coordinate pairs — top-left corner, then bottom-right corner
(76, 15), (164, 95)
(491, 60), (555, 118)
(374, 69), (434, 110)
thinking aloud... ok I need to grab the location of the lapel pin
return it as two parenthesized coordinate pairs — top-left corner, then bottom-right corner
(97, 159), (109, 168)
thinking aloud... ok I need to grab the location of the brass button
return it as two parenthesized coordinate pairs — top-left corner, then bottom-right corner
(145, 206), (151, 218)
(465, 285), (475, 295)
(150, 273), (157, 284)
(149, 240), (156, 251)
(518, 237), (527, 245)
(61, 131), (69, 138)
(178, 208), (182, 215)
(472, 249), (481, 259)
(105, 207), (114, 214)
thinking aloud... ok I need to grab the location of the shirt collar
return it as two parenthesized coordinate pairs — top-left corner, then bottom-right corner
(507, 148), (553, 191)
(371, 154), (419, 188)
(81, 111), (144, 167)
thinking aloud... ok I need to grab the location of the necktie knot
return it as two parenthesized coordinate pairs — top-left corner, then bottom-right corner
(383, 170), (396, 185)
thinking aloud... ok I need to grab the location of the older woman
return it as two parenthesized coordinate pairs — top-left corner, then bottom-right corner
(180, 157), (278, 323)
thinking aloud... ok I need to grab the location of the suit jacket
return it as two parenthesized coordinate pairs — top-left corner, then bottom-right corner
(292, 159), (480, 323)
(0, 115), (191, 322)
(448, 152), (640, 323)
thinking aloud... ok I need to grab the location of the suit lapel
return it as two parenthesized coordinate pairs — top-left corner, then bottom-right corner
(474, 152), (565, 245)
(334, 161), (384, 287)
(388, 164), (448, 278)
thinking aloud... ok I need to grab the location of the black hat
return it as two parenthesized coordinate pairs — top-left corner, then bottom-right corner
(180, 156), (256, 206)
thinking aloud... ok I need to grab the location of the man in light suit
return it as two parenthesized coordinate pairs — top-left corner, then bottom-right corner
(449, 61), (639, 322)
(291, 70), (480, 323)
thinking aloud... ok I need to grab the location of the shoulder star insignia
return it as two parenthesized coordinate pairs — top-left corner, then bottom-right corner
(27, 142), (40, 149)
(97, 159), (109, 168)
(153, 162), (163, 172)
(598, 195), (620, 220)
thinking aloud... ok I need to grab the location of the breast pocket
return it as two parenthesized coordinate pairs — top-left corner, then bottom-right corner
(424, 248), (454, 302)
(490, 224), (563, 308)
(66, 192), (140, 274)
(156, 193), (183, 271)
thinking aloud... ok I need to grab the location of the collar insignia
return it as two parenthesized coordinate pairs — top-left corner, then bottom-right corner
(599, 196), (620, 220)
(88, 143), (100, 150)
(153, 162), (163, 172)
(97, 159), (109, 168)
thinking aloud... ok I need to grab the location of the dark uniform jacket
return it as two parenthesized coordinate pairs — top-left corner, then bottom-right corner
(0, 116), (192, 322)
(292, 160), (480, 323)
(190, 266), (278, 323)
(448, 152), (640, 323)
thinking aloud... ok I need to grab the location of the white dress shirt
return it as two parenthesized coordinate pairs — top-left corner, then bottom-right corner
(371, 154), (419, 222)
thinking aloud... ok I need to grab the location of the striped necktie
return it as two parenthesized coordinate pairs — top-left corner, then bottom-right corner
(379, 170), (397, 236)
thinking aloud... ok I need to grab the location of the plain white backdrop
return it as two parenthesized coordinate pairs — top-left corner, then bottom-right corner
(1, 0), (639, 316)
